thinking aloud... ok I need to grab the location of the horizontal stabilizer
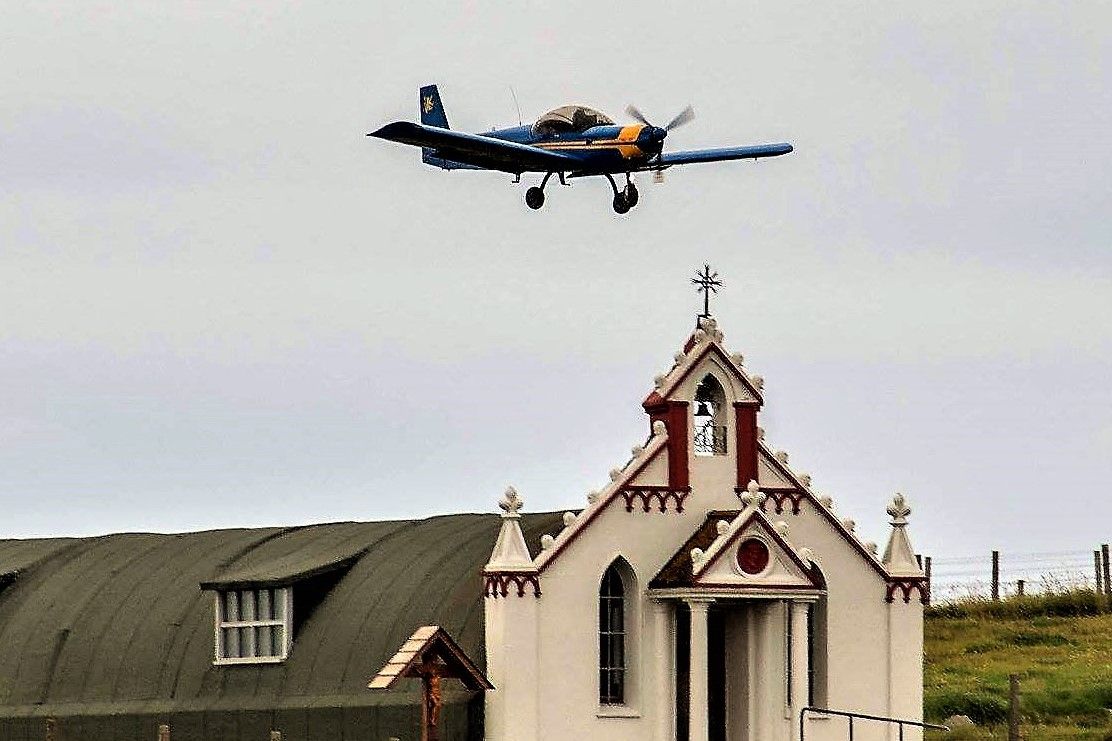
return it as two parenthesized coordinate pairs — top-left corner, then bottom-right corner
(368, 121), (577, 174)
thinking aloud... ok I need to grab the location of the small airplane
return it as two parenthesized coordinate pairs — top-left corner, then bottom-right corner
(368, 85), (793, 213)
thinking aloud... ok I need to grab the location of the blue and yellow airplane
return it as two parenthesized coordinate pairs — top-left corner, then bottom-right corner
(368, 85), (793, 213)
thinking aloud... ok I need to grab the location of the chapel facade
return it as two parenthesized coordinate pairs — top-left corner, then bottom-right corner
(482, 315), (927, 741)
(0, 314), (926, 741)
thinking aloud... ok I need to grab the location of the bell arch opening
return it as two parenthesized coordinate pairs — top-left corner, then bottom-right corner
(693, 374), (727, 456)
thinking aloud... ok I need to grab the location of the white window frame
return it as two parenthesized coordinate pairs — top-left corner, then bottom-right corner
(213, 587), (293, 665)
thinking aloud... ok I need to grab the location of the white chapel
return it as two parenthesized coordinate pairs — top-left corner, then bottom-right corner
(480, 313), (928, 741)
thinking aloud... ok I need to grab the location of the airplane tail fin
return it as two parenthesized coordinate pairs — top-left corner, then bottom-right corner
(419, 85), (449, 129)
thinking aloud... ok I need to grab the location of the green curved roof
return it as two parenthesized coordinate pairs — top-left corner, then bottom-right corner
(0, 512), (562, 740)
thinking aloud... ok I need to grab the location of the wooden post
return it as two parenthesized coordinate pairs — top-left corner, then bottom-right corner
(991, 550), (1000, 601)
(1103, 544), (1111, 597)
(45, 718), (57, 741)
(1097, 550), (1104, 593)
(924, 556), (932, 591)
(157, 724), (170, 741)
(1008, 674), (1020, 741)
(1016, 579), (1025, 597)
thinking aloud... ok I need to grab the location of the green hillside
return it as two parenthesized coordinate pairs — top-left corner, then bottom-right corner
(923, 591), (1112, 740)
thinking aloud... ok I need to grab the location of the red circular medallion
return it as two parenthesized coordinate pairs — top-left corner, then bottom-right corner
(736, 538), (770, 575)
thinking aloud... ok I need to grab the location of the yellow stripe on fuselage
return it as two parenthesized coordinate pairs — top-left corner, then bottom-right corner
(533, 124), (645, 159)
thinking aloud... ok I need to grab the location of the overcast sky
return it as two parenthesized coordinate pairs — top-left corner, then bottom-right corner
(1, 2), (1109, 563)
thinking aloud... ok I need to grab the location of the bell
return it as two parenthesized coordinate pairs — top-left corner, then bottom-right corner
(695, 401), (712, 417)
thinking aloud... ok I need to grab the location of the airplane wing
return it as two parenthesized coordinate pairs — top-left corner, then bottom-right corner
(368, 121), (578, 173)
(634, 142), (793, 170)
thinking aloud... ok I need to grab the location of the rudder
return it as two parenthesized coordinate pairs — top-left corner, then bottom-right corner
(419, 85), (449, 129)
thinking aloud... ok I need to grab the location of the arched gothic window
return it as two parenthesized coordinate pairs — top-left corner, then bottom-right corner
(807, 564), (829, 707)
(694, 374), (727, 456)
(599, 562), (628, 704)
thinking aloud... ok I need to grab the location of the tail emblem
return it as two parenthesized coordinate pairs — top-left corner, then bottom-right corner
(423, 96), (435, 114)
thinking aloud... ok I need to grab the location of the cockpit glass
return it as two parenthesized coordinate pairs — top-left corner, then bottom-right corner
(532, 105), (615, 135)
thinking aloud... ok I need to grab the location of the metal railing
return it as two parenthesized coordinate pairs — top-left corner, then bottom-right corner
(694, 424), (727, 455)
(800, 707), (949, 740)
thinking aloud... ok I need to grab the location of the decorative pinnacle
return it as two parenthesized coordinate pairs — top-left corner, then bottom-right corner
(692, 263), (723, 319)
(887, 493), (911, 526)
(499, 486), (523, 517)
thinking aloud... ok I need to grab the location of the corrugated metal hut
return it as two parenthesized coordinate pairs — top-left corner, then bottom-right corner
(0, 513), (562, 741)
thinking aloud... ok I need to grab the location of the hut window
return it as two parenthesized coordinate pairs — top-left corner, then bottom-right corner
(214, 587), (292, 664)
(599, 564), (627, 704)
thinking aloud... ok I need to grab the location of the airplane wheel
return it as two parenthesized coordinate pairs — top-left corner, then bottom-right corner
(624, 183), (639, 207)
(612, 194), (630, 214)
(525, 187), (545, 210)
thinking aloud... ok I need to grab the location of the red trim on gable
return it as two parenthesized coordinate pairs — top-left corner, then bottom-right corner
(734, 403), (758, 489)
(658, 342), (764, 407)
(695, 510), (821, 589)
(755, 445), (892, 581)
(645, 399), (689, 489)
(537, 437), (672, 575)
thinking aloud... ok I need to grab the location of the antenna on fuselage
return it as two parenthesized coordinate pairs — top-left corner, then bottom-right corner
(508, 86), (523, 126)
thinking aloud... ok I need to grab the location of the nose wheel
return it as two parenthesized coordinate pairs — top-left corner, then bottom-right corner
(608, 175), (639, 214)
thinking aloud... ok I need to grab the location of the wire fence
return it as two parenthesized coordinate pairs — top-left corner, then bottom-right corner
(927, 548), (1107, 603)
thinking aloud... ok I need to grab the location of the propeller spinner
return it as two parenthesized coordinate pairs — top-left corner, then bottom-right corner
(625, 104), (695, 182)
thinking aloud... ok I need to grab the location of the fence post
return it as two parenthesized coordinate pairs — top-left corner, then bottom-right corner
(1103, 544), (1110, 597)
(1016, 580), (1024, 597)
(1008, 674), (1020, 741)
(158, 724), (170, 741)
(1097, 550), (1104, 593)
(45, 718), (57, 741)
(991, 550), (1000, 601)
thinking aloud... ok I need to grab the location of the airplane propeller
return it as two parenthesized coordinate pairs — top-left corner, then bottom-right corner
(625, 104), (696, 182)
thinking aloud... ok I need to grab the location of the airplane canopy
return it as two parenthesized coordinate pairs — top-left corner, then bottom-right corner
(533, 105), (615, 135)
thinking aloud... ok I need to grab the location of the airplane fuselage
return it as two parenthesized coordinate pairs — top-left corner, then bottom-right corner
(426, 124), (665, 175)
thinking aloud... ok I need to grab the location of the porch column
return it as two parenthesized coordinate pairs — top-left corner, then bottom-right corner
(685, 598), (714, 741)
(789, 601), (810, 741)
(650, 600), (675, 741)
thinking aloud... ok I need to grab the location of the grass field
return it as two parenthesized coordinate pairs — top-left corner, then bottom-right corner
(922, 590), (1112, 740)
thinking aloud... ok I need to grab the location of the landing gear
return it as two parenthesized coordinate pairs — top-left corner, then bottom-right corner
(523, 172), (564, 210)
(623, 181), (639, 208)
(606, 174), (639, 214)
(525, 187), (544, 209)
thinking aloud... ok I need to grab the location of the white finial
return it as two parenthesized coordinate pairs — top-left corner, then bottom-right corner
(740, 480), (765, 508)
(887, 492), (911, 525)
(653, 373), (667, 388)
(562, 511), (576, 528)
(652, 419), (667, 436)
(587, 490), (600, 505)
(775, 520), (790, 537)
(798, 547), (814, 565)
(865, 541), (879, 555)
(694, 328), (707, 342)
(631, 444), (644, 457)
(842, 518), (856, 533)
(799, 473), (812, 487)
(674, 351), (686, 362)
(775, 449), (789, 464)
(730, 352), (745, 366)
(609, 468), (622, 481)
(716, 520), (730, 536)
(752, 375), (764, 390)
(499, 487), (524, 517)
(540, 534), (554, 550)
